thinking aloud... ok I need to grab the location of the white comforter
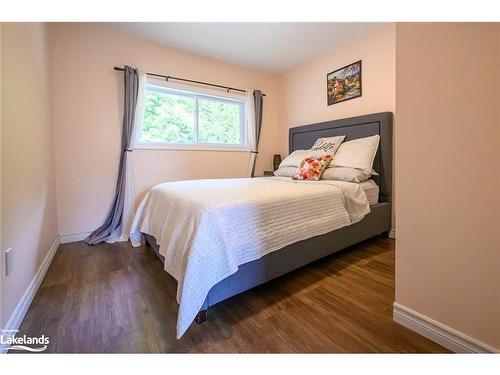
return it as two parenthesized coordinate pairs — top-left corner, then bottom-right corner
(130, 177), (370, 338)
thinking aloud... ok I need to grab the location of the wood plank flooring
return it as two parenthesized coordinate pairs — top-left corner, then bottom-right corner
(16, 236), (449, 353)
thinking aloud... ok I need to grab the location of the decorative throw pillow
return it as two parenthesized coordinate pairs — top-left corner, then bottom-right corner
(292, 155), (332, 181)
(310, 135), (345, 154)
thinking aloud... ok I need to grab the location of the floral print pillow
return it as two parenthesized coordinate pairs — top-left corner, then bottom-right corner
(292, 154), (332, 181)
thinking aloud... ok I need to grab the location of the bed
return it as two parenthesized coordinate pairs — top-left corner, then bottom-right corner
(131, 111), (393, 338)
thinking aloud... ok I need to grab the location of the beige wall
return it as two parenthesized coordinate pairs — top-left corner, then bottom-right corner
(50, 23), (282, 236)
(280, 24), (395, 131)
(280, 23), (396, 228)
(395, 23), (500, 349)
(1, 23), (58, 328)
(0, 22), (3, 327)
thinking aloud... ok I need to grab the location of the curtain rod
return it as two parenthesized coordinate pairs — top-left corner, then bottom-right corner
(113, 67), (266, 96)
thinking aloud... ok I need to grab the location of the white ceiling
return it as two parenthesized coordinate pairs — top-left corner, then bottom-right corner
(99, 22), (384, 73)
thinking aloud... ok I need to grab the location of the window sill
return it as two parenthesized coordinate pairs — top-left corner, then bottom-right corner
(134, 143), (251, 153)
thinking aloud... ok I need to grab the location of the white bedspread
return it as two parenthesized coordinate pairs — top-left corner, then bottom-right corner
(130, 177), (370, 338)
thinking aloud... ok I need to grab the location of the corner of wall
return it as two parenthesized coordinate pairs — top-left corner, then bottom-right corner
(0, 22), (59, 330)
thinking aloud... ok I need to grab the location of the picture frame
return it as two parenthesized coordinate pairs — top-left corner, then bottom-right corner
(327, 60), (362, 106)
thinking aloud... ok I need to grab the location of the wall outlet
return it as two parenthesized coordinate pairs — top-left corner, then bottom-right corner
(5, 248), (13, 276)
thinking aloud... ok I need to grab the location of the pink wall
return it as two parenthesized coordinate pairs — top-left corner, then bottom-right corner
(395, 23), (500, 350)
(280, 24), (395, 130)
(279, 24), (396, 228)
(0, 22), (3, 327)
(1, 23), (58, 328)
(50, 23), (283, 236)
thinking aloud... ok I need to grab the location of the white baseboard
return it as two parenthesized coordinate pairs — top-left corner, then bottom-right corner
(393, 302), (498, 353)
(59, 231), (91, 244)
(388, 229), (396, 239)
(0, 235), (60, 354)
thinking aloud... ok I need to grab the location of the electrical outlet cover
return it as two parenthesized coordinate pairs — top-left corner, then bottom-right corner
(5, 248), (13, 276)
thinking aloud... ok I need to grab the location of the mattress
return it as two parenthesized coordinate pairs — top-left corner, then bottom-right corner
(130, 177), (371, 338)
(360, 179), (379, 205)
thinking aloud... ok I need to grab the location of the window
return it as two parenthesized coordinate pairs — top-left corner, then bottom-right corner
(138, 81), (247, 151)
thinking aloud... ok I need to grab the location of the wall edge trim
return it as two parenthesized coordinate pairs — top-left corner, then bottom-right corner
(0, 235), (60, 354)
(393, 302), (498, 353)
(59, 231), (91, 244)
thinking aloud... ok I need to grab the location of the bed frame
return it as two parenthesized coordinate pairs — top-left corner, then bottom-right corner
(145, 111), (393, 325)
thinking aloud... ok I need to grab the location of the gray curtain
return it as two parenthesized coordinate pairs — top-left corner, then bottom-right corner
(85, 66), (139, 245)
(251, 90), (263, 177)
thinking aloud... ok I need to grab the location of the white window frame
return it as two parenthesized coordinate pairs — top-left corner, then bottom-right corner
(135, 77), (249, 152)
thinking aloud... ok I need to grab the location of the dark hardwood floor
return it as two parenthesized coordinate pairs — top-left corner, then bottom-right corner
(16, 236), (449, 353)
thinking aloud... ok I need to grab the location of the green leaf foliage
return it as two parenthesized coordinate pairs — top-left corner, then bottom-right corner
(198, 98), (240, 144)
(141, 89), (242, 145)
(142, 91), (195, 144)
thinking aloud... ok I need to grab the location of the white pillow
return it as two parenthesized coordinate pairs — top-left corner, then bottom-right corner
(321, 167), (371, 183)
(278, 150), (331, 169)
(310, 135), (345, 154)
(332, 135), (380, 174)
(273, 166), (297, 177)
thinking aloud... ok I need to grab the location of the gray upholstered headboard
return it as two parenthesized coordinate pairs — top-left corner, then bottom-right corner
(289, 112), (393, 202)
